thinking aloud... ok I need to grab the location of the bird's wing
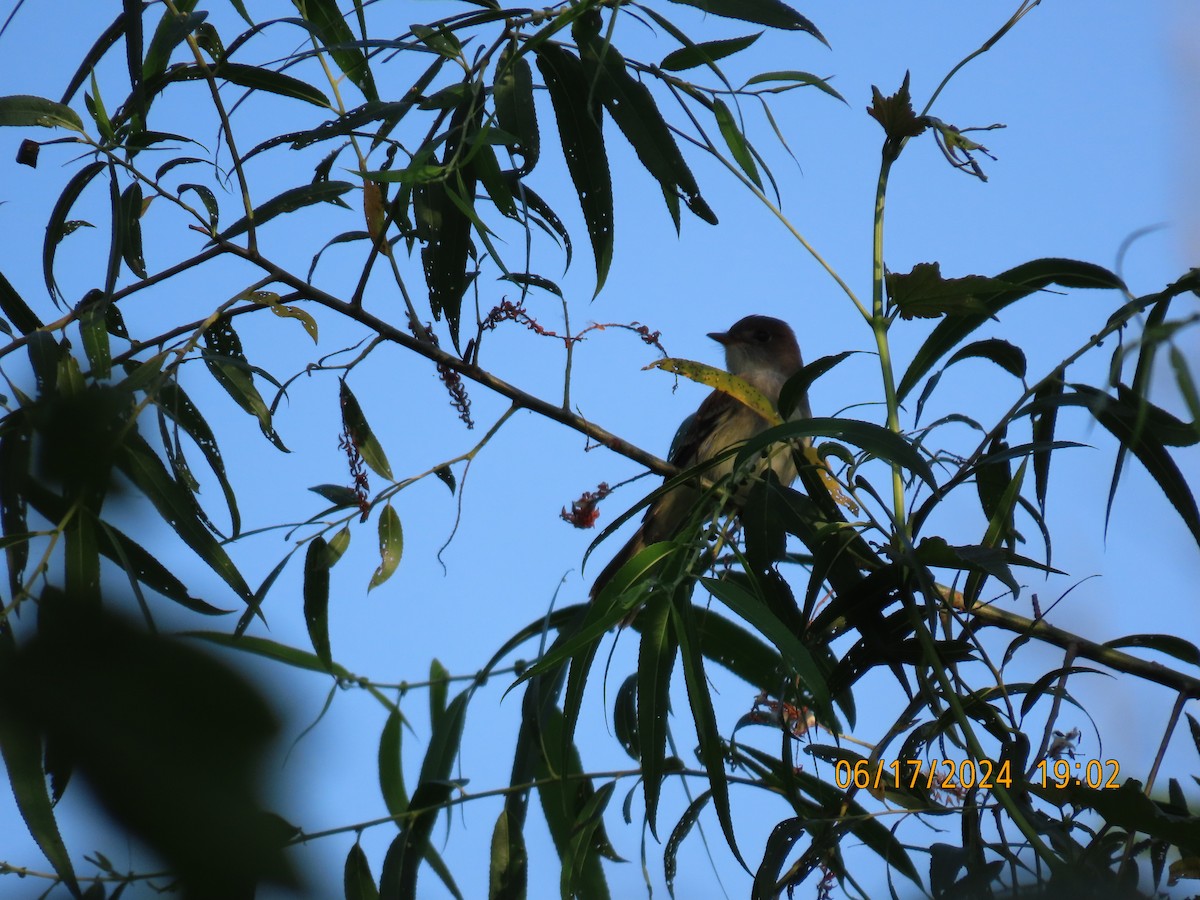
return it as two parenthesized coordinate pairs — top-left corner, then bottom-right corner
(668, 389), (737, 468)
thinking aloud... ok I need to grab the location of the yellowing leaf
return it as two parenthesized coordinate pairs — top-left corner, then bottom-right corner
(245, 290), (318, 344)
(645, 357), (781, 425)
(362, 179), (389, 255)
(803, 445), (859, 514)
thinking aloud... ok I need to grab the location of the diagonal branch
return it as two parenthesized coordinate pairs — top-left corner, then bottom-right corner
(223, 242), (676, 479)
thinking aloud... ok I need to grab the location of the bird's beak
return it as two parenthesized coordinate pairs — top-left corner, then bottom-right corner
(707, 330), (731, 345)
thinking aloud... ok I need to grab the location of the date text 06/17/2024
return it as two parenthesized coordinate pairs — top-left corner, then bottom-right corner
(832, 758), (1121, 792)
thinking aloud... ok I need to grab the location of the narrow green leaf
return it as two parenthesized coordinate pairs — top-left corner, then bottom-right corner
(186, 631), (356, 677)
(310, 484), (362, 509)
(964, 458), (1029, 604)
(470, 137), (517, 218)
(369, 505), (402, 591)
(1170, 347), (1200, 441)
(303, 537), (332, 669)
(155, 155), (207, 179)
(434, 465), (455, 494)
(498, 272), (562, 298)
(244, 82), (442, 160)
(488, 807), (527, 900)
(153, 379), (241, 536)
(898, 258), (1125, 400)
(379, 696), (468, 897)
(1031, 376), (1064, 511)
(43, 161), (105, 301)
(179, 182), (219, 231)
(512, 544), (678, 693)
(85, 72), (115, 143)
(662, 33), (761, 71)
(701, 576), (830, 712)
(235, 548), (295, 635)
(344, 842), (381, 900)
(563, 782), (618, 896)
(0, 94), (84, 131)
(0, 431), (31, 601)
(0, 628), (81, 896)
(713, 98), (761, 188)
(664, 791), (711, 897)
(96, 515), (231, 616)
(493, 49), (539, 175)
(576, 26), (717, 226)
(887, 262), (1010, 319)
(65, 512), (100, 608)
(379, 780), (456, 900)
(327, 526), (351, 565)
(122, 0), (145, 111)
(666, 0), (826, 43)
(412, 84), (481, 348)
(161, 61), (331, 108)
(1104, 634), (1200, 666)
(612, 674), (639, 761)
(115, 434), (253, 602)
(945, 338), (1027, 381)
(423, 845), (464, 900)
(143, 5), (206, 84)
(293, 0), (378, 101)
(429, 659), (450, 728)
(60, 12), (128, 105)
(339, 378), (393, 480)
(778, 351), (855, 418)
(203, 317), (288, 451)
(752, 817), (806, 899)
(531, 704), (613, 900)
(1028, 386), (1200, 548)
(214, 180), (353, 243)
(119, 182), (148, 278)
(744, 69), (845, 102)
(228, 0), (253, 26)
(410, 22), (462, 59)
(691, 608), (784, 695)
(417, 689), (469, 802)
(974, 434), (1014, 533)
(535, 44), (613, 293)
(0, 270), (42, 334)
(637, 597), (676, 837)
(379, 706), (408, 817)
(671, 599), (745, 868)
(735, 416), (939, 494)
(561, 633), (602, 789)
(502, 177), (572, 269)
(78, 300), (111, 380)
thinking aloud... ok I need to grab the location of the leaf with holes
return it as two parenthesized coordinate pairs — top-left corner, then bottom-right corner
(368, 505), (402, 591)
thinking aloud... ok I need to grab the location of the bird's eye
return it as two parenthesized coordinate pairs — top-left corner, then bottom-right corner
(754, 330), (770, 342)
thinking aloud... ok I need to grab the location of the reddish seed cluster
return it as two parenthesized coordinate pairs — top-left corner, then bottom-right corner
(338, 423), (371, 520)
(815, 864), (837, 900)
(438, 359), (473, 429)
(631, 322), (664, 353)
(481, 299), (579, 347)
(576, 320), (666, 357)
(413, 320), (474, 429)
(560, 482), (611, 529)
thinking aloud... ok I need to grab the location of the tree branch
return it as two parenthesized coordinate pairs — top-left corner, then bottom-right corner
(224, 243), (676, 479)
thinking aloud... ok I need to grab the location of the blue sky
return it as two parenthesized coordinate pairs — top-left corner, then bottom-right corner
(1, 1), (1198, 898)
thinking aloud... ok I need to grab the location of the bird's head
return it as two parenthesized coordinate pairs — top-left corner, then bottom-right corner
(707, 315), (802, 377)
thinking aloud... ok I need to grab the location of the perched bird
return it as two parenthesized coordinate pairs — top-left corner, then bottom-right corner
(590, 314), (810, 601)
